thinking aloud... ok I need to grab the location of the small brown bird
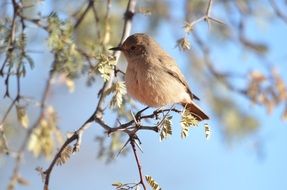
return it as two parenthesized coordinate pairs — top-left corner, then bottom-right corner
(110, 33), (209, 121)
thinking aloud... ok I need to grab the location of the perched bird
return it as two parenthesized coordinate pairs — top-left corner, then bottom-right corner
(110, 33), (209, 121)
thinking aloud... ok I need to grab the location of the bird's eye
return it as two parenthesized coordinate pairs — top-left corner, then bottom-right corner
(130, 46), (136, 50)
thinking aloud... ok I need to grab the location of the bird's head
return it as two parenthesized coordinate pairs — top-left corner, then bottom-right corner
(109, 33), (156, 60)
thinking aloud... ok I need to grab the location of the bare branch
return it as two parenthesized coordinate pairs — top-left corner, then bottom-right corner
(74, 3), (91, 29)
(130, 136), (147, 190)
(184, 0), (223, 32)
(205, 0), (213, 16)
(269, 0), (287, 24)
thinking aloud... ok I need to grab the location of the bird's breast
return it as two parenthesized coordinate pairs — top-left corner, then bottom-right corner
(125, 60), (191, 107)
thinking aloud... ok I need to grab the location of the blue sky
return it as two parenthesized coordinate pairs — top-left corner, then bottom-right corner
(1, 0), (287, 190)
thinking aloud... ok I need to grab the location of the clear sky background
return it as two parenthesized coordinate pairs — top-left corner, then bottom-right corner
(1, 0), (287, 190)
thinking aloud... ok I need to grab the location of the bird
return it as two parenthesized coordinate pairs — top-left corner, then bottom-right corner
(110, 33), (209, 121)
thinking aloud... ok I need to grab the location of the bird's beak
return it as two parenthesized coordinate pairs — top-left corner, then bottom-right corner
(109, 46), (123, 51)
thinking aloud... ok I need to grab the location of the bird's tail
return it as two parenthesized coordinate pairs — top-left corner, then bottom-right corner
(183, 102), (209, 121)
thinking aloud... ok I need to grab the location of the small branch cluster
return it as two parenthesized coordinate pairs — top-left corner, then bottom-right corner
(177, 0), (223, 51)
(42, 105), (184, 190)
(177, 0), (287, 122)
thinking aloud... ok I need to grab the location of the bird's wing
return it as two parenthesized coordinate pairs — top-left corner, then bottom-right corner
(157, 55), (200, 101)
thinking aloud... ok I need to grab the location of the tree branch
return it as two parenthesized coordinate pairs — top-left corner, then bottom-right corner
(130, 136), (146, 190)
(43, 121), (92, 190)
(42, 0), (137, 189)
(7, 62), (54, 190)
(269, 0), (287, 24)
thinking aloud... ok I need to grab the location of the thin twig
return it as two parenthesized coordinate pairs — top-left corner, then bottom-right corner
(130, 136), (146, 190)
(90, 0), (101, 40)
(186, 0), (223, 31)
(74, 0), (93, 29)
(269, 0), (287, 24)
(205, 0), (213, 17)
(2, 0), (18, 98)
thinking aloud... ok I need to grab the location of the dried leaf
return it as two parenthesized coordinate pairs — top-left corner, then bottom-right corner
(204, 123), (211, 140)
(24, 54), (35, 69)
(176, 37), (190, 51)
(112, 182), (123, 187)
(16, 105), (29, 128)
(180, 109), (199, 139)
(250, 71), (265, 82)
(243, 39), (268, 54)
(272, 70), (287, 102)
(145, 175), (161, 190)
(138, 7), (152, 15)
(247, 70), (266, 103)
(111, 82), (127, 108)
(17, 176), (29, 186)
(159, 116), (172, 141)
(56, 146), (73, 165)
(181, 110), (199, 127)
(181, 125), (190, 139)
(65, 77), (75, 93)
(35, 167), (46, 182)
(183, 22), (193, 33)
(27, 106), (62, 160)
(27, 119), (52, 158)
(282, 105), (287, 121)
(96, 54), (116, 81)
(104, 81), (127, 109)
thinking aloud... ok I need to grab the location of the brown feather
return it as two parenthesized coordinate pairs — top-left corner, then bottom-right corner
(183, 102), (209, 121)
